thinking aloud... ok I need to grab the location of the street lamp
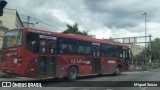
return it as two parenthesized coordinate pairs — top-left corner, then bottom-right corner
(142, 12), (147, 64)
(34, 22), (39, 28)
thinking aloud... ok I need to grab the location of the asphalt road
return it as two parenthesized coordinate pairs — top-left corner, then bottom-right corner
(1, 68), (160, 90)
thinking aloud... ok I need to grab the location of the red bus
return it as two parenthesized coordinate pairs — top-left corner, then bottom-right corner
(0, 27), (131, 80)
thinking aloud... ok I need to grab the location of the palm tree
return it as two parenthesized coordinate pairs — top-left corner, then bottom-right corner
(63, 23), (89, 36)
(82, 31), (88, 36)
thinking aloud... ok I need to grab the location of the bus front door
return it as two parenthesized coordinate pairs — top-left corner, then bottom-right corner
(92, 44), (101, 74)
(39, 40), (56, 78)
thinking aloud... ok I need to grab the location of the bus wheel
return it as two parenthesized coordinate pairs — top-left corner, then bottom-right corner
(68, 66), (78, 81)
(113, 66), (121, 76)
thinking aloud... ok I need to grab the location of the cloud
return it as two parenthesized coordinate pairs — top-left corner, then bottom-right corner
(52, 9), (74, 25)
(5, 0), (160, 39)
(84, 0), (160, 29)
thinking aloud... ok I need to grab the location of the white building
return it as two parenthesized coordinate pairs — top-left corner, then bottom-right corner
(0, 8), (23, 49)
(0, 8), (23, 29)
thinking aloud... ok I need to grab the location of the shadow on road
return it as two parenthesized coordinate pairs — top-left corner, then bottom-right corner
(78, 74), (125, 80)
(39, 73), (124, 82)
(24, 74), (126, 86)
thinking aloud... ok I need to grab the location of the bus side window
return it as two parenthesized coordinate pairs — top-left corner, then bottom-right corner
(78, 45), (83, 54)
(26, 33), (39, 53)
(63, 45), (70, 54)
(60, 44), (66, 54)
(59, 39), (91, 55)
(60, 43), (71, 54)
(84, 46), (91, 55)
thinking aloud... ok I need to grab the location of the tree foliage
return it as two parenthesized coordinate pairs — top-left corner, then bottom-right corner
(135, 38), (160, 63)
(63, 23), (88, 36)
(151, 38), (160, 60)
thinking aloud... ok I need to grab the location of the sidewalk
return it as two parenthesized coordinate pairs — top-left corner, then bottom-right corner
(122, 71), (148, 75)
(0, 77), (37, 81)
(130, 64), (160, 71)
(123, 67), (160, 75)
(0, 71), (37, 81)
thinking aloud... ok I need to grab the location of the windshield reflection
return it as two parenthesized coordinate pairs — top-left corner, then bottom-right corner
(3, 30), (22, 48)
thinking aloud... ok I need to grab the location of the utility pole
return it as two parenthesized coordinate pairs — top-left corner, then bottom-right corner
(27, 16), (31, 27)
(142, 12), (147, 64)
(149, 34), (152, 63)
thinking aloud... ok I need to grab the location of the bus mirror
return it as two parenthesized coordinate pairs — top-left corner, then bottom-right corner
(12, 39), (17, 45)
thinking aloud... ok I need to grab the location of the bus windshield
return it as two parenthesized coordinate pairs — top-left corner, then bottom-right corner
(3, 30), (22, 48)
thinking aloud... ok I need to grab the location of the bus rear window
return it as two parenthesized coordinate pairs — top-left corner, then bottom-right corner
(3, 30), (22, 48)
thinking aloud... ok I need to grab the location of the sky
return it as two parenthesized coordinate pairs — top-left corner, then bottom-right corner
(5, 0), (160, 40)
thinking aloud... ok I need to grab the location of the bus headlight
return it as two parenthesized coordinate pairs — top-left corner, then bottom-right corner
(17, 57), (22, 65)
(14, 59), (17, 64)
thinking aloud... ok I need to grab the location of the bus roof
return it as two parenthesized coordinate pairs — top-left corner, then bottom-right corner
(19, 27), (127, 47)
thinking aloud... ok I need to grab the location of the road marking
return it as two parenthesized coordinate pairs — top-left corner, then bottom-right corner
(80, 88), (90, 90)
(143, 71), (149, 72)
(106, 89), (112, 90)
(123, 71), (149, 74)
(141, 87), (148, 90)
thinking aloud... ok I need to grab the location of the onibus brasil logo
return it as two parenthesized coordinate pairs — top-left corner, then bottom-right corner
(1, 82), (42, 87)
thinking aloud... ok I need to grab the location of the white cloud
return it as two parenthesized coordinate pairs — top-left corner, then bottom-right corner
(5, 0), (160, 40)
(52, 9), (74, 25)
(89, 27), (112, 39)
(147, 22), (160, 39)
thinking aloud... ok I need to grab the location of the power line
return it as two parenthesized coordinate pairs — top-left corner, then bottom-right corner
(19, 14), (64, 31)
(32, 17), (64, 31)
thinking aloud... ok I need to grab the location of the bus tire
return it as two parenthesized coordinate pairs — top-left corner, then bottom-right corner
(113, 66), (121, 76)
(68, 66), (78, 81)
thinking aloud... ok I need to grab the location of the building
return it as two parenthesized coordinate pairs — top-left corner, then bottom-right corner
(0, 8), (23, 49)
(0, 8), (23, 29)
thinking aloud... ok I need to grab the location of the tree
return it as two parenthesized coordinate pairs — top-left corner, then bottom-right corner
(135, 38), (160, 63)
(63, 23), (88, 36)
(82, 31), (88, 36)
(151, 38), (160, 62)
